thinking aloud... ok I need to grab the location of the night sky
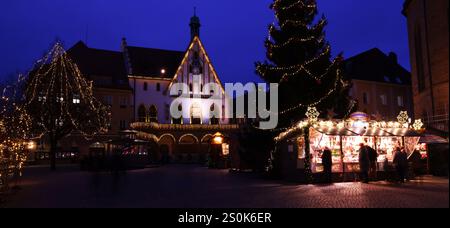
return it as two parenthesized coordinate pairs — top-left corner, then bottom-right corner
(0, 0), (410, 84)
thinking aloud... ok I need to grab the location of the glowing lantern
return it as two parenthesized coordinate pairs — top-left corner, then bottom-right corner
(212, 132), (224, 145)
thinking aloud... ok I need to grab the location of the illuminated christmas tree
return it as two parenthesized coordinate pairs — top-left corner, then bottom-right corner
(24, 42), (110, 170)
(256, 0), (353, 127)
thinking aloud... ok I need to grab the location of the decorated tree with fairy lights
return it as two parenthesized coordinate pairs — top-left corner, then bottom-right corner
(254, 0), (354, 181)
(24, 42), (110, 171)
(256, 0), (353, 128)
(1, 76), (31, 190)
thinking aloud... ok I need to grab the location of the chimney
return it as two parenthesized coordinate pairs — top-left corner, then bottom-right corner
(388, 52), (398, 65)
(121, 37), (128, 51)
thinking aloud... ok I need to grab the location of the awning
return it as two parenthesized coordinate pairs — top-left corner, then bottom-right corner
(314, 127), (422, 137)
(313, 126), (359, 136)
(419, 134), (449, 144)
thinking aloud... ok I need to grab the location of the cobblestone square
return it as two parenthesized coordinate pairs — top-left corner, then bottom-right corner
(1, 165), (448, 208)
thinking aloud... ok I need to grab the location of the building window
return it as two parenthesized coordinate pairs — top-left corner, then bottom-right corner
(172, 104), (183, 124)
(144, 82), (148, 91)
(190, 103), (202, 124)
(119, 96), (128, 108)
(397, 96), (404, 107)
(380, 94), (388, 106)
(104, 96), (113, 106)
(414, 26), (426, 92)
(149, 105), (158, 123)
(138, 105), (147, 122)
(210, 104), (219, 125)
(362, 93), (369, 105)
(119, 120), (127, 130)
(156, 83), (161, 92)
(72, 94), (80, 104)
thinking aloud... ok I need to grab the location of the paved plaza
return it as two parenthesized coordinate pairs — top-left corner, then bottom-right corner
(1, 165), (448, 208)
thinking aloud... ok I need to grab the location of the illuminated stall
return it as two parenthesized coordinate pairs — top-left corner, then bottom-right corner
(275, 111), (425, 180)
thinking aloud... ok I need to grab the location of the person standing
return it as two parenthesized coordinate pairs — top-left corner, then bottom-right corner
(393, 147), (408, 183)
(367, 145), (378, 180)
(322, 147), (333, 183)
(358, 143), (370, 183)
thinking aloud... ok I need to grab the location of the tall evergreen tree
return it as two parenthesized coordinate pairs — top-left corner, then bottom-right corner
(256, 0), (353, 128)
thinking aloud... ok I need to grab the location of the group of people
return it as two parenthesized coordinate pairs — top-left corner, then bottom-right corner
(321, 142), (410, 184)
(358, 143), (409, 183)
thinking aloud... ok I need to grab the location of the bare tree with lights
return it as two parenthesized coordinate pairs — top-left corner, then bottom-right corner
(1, 76), (31, 191)
(23, 42), (111, 171)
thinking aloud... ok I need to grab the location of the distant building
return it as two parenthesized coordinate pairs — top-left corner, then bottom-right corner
(403, 0), (449, 134)
(344, 48), (414, 120)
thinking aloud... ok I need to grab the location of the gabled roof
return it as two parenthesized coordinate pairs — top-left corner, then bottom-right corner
(344, 48), (412, 86)
(167, 36), (225, 94)
(67, 41), (131, 89)
(125, 46), (184, 79)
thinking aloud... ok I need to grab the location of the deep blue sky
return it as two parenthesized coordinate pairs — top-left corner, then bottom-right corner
(0, 0), (410, 83)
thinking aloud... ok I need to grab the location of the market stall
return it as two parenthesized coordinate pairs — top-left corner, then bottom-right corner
(275, 111), (425, 177)
(307, 125), (421, 173)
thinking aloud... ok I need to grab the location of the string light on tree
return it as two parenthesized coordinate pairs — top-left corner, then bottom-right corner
(23, 41), (111, 171)
(256, 0), (352, 126)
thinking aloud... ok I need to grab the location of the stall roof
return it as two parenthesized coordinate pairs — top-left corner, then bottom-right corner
(419, 134), (449, 144)
(314, 127), (421, 137)
(313, 126), (359, 136)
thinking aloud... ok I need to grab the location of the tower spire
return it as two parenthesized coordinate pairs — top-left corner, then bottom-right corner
(190, 7), (201, 40)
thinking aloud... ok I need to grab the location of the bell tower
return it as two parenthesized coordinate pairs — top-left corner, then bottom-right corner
(190, 7), (201, 40)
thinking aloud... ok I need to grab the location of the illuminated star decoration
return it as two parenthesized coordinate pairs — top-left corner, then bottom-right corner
(397, 111), (409, 125)
(413, 119), (424, 131)
(306, 106), (320, 123)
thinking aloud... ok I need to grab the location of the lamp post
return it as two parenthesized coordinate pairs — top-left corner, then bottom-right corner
(209, 132), (229, 169)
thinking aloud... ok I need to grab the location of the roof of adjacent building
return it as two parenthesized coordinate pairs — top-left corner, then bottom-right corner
(125, 46), (184, 79)
(344, 48), (412, 86)
(67, 41), (131, 90)
(402, 0), (413, 16)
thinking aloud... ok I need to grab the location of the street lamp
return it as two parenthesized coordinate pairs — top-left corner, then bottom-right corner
(212, 132), (224, 145)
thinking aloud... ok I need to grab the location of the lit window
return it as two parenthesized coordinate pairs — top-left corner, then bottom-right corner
(73, 94), (80, 104)
(161, 69), (166, 74)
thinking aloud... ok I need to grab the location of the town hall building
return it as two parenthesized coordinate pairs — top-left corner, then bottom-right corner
(33, 13), (240, 163)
